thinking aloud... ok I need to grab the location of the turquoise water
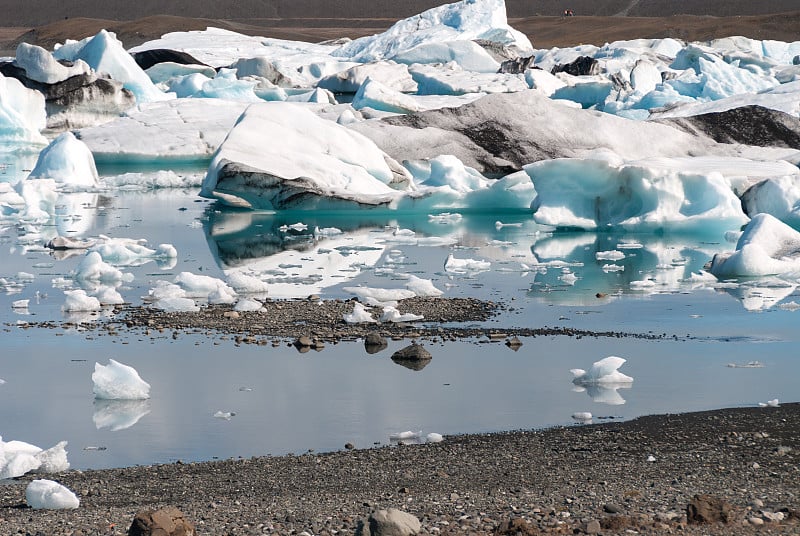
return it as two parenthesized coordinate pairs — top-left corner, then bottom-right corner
(1, 183), (798, 470)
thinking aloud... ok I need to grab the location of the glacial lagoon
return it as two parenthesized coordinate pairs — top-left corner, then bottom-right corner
(1, 185), (798, 470)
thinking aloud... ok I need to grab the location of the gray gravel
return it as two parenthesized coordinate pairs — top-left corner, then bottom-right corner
(1, 404), (798, 535)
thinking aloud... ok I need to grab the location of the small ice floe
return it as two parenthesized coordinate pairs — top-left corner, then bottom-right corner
(26, 479), (79, 510)
(11, 299), (29, 309)
(495, 220), (522, 229)
(390, 430), (421, 441)
(0, 438), (70, 480)
(602, 264), (625, 272)
(314, 226), (343, 236)
(381, 306), (424, 323)
(630, 278), (656, 289)
(758, 399), (780, 408)
(389, 430), (442, 445)
(779, 301), (800, 311)
(596, 250), (625, 261)
(726, 361), (764, 368)
(428, 212), (462, 224)
(343, 302), (377, 323)
(213, 411), (236, 420)
(444, 253), (491, 274)
(616, 241), (643, 250)
(559, 269), (578, 285)
(571, 356), (634, 385)
(279, 222), (307, 232)
(572, 412), (593, 423)
(404, 274), (443, 297)
(92, 359), (150, 400)
(425, 432), (444, 443)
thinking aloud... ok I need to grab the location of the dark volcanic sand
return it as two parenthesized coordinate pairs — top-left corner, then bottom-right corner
(0, 404), (797, 535)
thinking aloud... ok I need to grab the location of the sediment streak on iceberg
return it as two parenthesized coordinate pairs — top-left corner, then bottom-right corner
(201, 102), (411, 210)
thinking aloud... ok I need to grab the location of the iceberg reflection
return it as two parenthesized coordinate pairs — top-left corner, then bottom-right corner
(92, 399), (152, 431)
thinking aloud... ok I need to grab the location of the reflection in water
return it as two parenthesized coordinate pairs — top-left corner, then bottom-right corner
(572, 383), (632, 405)
(93, 399), (152, 431)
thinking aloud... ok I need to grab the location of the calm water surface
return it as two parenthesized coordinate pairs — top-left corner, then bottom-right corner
(1, 184), (798, 469)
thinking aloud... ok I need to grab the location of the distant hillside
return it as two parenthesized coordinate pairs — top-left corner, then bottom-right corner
(1, 0), (798, 26)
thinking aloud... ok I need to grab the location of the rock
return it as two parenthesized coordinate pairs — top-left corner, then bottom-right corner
(495, 517), (539, 535)
(364, 332), (388, 354)
(603, 503), (622, 514)
(356, 508), (421, 536)
(390, 342), (432, 371)
(762, 511), (785, 522)
(295, 335), (313, 348)
(498, 56), (536, 74)
(686, 494), (733, 524)
(223, 311), (240, 319)
(584, 519), (602, 534)
(749, 516), (765, 525)
(550, 56), (600, 76)
(128, 506), (196, 536)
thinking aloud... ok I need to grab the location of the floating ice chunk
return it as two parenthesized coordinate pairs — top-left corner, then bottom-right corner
(392, 40), (500, 73)
(92, 359), (150, 400)
(709, 214), (800, 277)
(571, 356), (634, 385)
(15, 42), (91, 84)
(572, 412), (593, 422)
(560, 272), (578, 285)
(526, 153), (750, 230)
(175, 271), (236, 299)
(33, 441), (69, 474)
(758, 398), (780, 407)
(352, 77), (423, 114)
(95, 286), (124, 305)
(0, 72), (48, 146)
(596, 250), (625, 261)
(25, 479), (79, 510)
(404, 275), (444, 297)
(525, 68), (567, 96)
(344, 286), (415, 304)
(201, 102), (410, 210)
(318, 61), (417, 93)
(73, 251), (132, 283)
(428, 212), (462, 224)
(333, 0), (532, 62)
(145, 61), (216, 85)
(91, 237), (177, 266)
(314, 226), (343, 237)
(54, 29), (172, 104)
(213, 411), (236, 420)
(343, 302), (377, 324)
(779, 301), (800, 311)
(741, 175), (800, 227)
(389, 430), (422, 441)
(426, 432), (444, 443)
(152, 297), (199, 313)
(93, 399), (150, 431)
(630, 279), (657, 289)
(381, 306), (424, 323)
(62, 289), (101, 312)
(226, 272), (270, 294)
(444, 253), (491, 274)
(12, 299), (29, 309)
(727, 361), (765, 368)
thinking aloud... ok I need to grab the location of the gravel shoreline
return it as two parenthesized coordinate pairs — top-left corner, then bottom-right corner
(1, 404), (797, 535)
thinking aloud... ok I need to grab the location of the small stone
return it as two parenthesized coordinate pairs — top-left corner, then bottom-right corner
(604, 504), (622, 514)
(295, 335), (313, 348)
(749, 516), (765, 525)
(223, 311), (240, 319)
(344, 443), (355, 450)
(364, 332), (388, 354)
(585, 519), (601, 534)
(762, 511), (785, 522)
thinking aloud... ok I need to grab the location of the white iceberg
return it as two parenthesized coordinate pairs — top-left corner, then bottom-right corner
(709, 213), (800, 277)
(343, 302), (377, 324)
(15, 42), (91, 84)
(27, 132), (99, 188)
(0, 438), (69, 480)
(0, 72), (48, 147)
(444, 253), (491, 274)
(333, 0), (532, 62)
(201, 102), (411, 210)
(571, 356), (634, 385)
(92, 359), (151, 400)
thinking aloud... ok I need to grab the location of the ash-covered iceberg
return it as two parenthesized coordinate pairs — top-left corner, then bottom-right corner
(201, 102), (412, 209)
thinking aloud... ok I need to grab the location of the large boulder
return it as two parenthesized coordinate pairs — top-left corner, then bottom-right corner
(356, 508), (421, 536)
(129, 506), (196, 536)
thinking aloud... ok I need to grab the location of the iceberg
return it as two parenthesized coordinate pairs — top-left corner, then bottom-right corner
(92, 359), (151, 400)
(332, 0), (532, 62)
(571, 356), (634, 385)
(392, 40), (500, 73)
(201, 102), (411, 210)
(14, 42), (91, 84)
(27, 132), (99, 188)
(317, 61), (416, 93)
(526, 152), (756, 230)
(54, 30), (172, 104)
(0, 72), (47, 147)
(0, 438), (69, 480)
(709, 213), (800, 277)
